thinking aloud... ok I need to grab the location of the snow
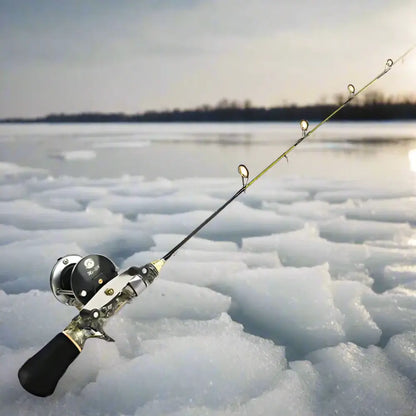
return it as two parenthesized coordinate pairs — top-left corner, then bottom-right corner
(0, 123), (416, 415)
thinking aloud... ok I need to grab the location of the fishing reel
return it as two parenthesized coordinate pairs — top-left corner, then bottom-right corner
(50, 254), (118, 310)
(19, 254), (164, 397)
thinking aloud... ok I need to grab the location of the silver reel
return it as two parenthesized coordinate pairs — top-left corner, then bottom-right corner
(50, 254), (118, 309)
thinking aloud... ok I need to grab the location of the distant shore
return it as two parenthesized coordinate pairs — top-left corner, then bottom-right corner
(2, 102), (415, 123)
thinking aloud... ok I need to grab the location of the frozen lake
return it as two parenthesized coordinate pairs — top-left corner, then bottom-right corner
(1, 121), (416, 185)
(0, 121), (416, 415)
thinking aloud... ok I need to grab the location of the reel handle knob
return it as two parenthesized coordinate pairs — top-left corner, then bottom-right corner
(18, 333), (80, 397)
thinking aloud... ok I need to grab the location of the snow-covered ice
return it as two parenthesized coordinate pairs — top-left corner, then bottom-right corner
(0, 122), (416, 415)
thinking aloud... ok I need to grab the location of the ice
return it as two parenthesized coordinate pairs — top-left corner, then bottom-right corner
(89, 192), (226, 217)
(158, 260), (250, 287)
(383, 264), (416, 290)
(37, 197), (84, 211)
(318, 216), (412, 244)
(165, 249), (281, 269)
(265, 197), (416, 243)
(215, 264), (346, 357)
(385, 331), (416, 383)
(331, 280), (381, 346)
(315, 188), (412, 203)
(0, 162), (46, 182)
(307, 343), (416, 416)
(0, 224), (29, 245)
(151, 234), (239, 252)
(0, 141), (416, 416)
(34, 185), (109, 203)
(54, 150), (97, 160)
(363, 288), (416, 342)
(0, 290), (74, 348)
(0, 183), (28, 201)
(122, 234), (281, 282)
(0, 225), (154, 275)
(363, 246), (416, 292)
(242, 225), (416, 291)
(119, 279), (232, 321)
(0, 240), (84, 293)
(81, 316), (286, 415)
(241, 188), (310, 206)
(345, 197), (416, 224)
(92, 140), (151, 148)
(111, 176), (176, 197)
(263, 199), (348, 221)
(264, 200), (414, 243)
(138, 202), (304, 242)
(0, 200), (124, 230)
(242, 225), (369, 278)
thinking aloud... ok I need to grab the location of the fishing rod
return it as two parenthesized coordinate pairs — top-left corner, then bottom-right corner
(18, 45), (415, 397)
(163, 44), (415, 260)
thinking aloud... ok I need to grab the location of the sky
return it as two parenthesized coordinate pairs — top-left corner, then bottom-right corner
(0, 0), (415, 118)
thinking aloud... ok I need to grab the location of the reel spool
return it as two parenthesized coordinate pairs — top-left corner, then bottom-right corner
(50, 254), (118, 309)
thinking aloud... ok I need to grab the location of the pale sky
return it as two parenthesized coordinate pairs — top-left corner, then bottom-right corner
(1, 0), (415, 118)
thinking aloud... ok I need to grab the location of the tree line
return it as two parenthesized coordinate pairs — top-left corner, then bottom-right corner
(2, 91), (415, 123)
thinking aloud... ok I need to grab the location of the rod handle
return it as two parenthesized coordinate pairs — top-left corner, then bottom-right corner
(18, 332), (81, 397)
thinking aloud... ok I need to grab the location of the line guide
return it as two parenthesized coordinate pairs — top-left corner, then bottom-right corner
(163, 44), (416, 261)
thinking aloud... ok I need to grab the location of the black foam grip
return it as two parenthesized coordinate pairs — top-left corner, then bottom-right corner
(18, 332), (81, 397)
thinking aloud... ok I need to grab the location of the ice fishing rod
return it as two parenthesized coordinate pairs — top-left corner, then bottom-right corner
(162, 44), (416, 261)
(18, 45), (415, 397)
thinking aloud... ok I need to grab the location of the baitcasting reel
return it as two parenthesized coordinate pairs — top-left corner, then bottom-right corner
(19, 254), (165, 397)
(50, 254), (118, 309)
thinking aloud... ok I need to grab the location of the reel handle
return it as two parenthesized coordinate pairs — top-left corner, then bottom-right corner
(18, 333), (80, 397)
